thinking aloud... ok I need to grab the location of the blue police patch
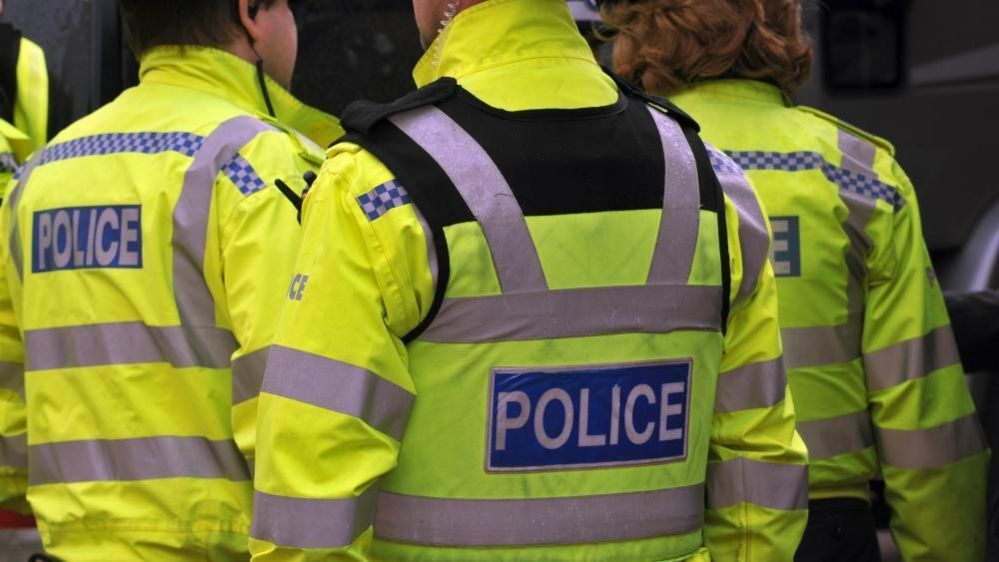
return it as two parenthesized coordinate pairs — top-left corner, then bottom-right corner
(32, 205), (142, 273)
(770, 216), (801, 278)
(486, 360), (691, 472)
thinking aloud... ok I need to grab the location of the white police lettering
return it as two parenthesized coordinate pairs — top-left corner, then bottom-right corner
(495, 391), (530, 451)
(288, 273), (310, 301)
(32, 206), (143, 273)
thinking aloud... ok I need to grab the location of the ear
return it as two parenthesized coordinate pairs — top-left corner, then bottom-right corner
(237, 0), (263, 43)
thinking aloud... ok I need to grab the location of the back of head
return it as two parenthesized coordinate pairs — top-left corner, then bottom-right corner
(604, 0), (813, 95)
(118, 0), (273, 58)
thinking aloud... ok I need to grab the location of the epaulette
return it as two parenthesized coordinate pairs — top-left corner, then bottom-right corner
(603, 68), (700, 133)
(797, 105), (896, 157)
(339, 77), (460, 137)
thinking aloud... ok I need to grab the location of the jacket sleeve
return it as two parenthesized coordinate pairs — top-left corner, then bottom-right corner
(0, 193), (28, 514)
(703, 163), (809, 561)
(249, 146), (427, 561)
(863, 159), (989, 562)
(220, 138), (314, 467)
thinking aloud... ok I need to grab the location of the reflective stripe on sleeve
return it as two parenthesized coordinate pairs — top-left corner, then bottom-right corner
(781, 323), (862, 369)
(24, 322), (237, 371)
(864, 326), (962, 392)
(373, 485), (704, 547)
(707, 457), (808, 510)
(796, 410), (875, 460)
(876, 413), (987, 470)
(262, 346), (414, 441)
(717, 162), (769, 305)
(0, 434), (27, 470)
(389, 106), (547, 294)
(714, 357), (786, 413)
(232, 347), (271, 405)
(0, 362), (24, 399)
(420, 284), (722, 343)
(174, 116), (275, 328)
(252, 488), (379, 549)
(29, 436), (250, 485)
(837, 130), (878, 178)
(646, 107), (700, 285)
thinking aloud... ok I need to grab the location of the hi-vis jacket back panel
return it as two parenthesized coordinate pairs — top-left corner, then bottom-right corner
(672, 79), (989, 561)
(250, 2), (807, 561)
(0, 46), (338, 561)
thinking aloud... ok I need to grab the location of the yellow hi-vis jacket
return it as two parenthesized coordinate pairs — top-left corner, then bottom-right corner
(250, 1), (808, 561)
(0, 46), (340, 561)
(0, 118), (29, 194)
(14, 37), (48, 153)
(672, 79), (990, 561)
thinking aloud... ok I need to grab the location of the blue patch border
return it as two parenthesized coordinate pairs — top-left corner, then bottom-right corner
(484, 359), (693, 474)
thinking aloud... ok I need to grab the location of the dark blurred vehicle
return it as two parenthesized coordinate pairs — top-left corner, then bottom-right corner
(4, 0), (998, 560)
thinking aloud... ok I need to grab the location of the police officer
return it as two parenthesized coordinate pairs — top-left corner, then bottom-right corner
(249, 0), (808, 560)
(601, 0), (989, 560)
(0, 0), (340, 560)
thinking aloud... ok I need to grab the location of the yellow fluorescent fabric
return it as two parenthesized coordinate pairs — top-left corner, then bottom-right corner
(0, 46), (338, 561)
(251, 1), (806, 560)
(14, 37), (49, 154)
(671, 79), (989, 561)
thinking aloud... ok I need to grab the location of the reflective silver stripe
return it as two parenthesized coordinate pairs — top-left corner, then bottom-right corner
(718, 169), (769, 304)
(715, 357), (786, 413)
(646, 107), (700, 285)
(29, 436), (250, 485)
(24, 322), (236, 371)
(420, 284), (722, 343)
(877, 413), (987, 470)
(797, 410), (874, 460)
(865, 326), (961, 392)
(7, 152), (44, 280)
(253, 487), (379, 549)
(233, 347), (270, 405)
(781, 322), (862, 369)
(262, 346), (414, 440)
(0, 434), (27, 470)
(838, 129), (878, 177)
(174, 116), (275, 327)
(413, 204), (439, 290)
(707, 458), (808, 510)
(389, 106), (547, 293)
(373, 485), (705, 547)
(0, 362), (24, 399)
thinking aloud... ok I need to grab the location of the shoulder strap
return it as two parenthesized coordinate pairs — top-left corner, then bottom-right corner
(340, 77), (459, 136)
(603, 68), (700, 133)
(0, 24), (22, 124)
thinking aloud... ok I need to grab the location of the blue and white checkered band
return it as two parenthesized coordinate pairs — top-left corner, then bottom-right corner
(487, 360), (692, 472)
(221, 154), (267, 196)
(0, 152), (18, 173)
(725, 150), (905, 210)
(770, 216), (801, 277)
(357, 180), (412, 222)
(39, 132), (206, 166)
(707, 147), (745, 176)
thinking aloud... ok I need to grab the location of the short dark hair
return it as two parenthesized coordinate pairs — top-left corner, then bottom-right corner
(118, 0), (277, 57)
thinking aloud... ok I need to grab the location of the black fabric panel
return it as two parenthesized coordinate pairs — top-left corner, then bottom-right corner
(439, 92), (667, 217)
(604, 68), (700, 132)
(338, 125), (471, 343)
(684, 126), (731, 332)
(340, 77), (458, 137)
(0, 24), (22, 124)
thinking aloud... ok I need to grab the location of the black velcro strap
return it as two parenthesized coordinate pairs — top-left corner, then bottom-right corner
(340, 120), (473, 343)
(0, 24), (22, 124)
(340, 77), (459, 137)
(683, 126), (731, 333)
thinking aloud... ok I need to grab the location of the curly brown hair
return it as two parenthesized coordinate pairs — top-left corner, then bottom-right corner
(604, 0), (814, 95)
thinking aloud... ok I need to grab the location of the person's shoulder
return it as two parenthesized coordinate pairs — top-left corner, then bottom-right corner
(795, 105), (896, 157)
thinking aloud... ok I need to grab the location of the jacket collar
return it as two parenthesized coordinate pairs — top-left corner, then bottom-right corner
(413, 0), (599, 88)
(139, 46), (342, 148)
(670, 79), (792, 108)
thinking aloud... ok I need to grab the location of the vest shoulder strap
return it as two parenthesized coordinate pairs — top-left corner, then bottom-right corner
(340, 77), (459, 136)
(603, 69), (700, 133)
